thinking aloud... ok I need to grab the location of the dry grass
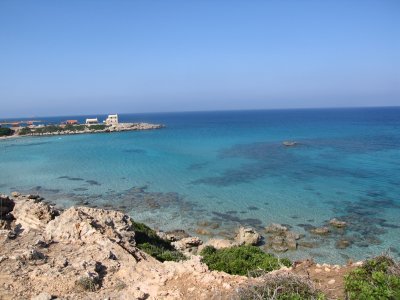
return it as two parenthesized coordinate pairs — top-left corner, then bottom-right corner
(237, 272), (325, 300)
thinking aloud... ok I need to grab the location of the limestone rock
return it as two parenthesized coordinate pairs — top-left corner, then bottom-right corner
(329, 218), (347, 228)
(172, 237), (203, 252)
(45, 206), (140, 259)
(234, 226), (261, 246)
(201, 238), (236, 250)
(164, 229), (190, 241)
(265, 223), (287, 233)
(310, 227), (330, 235)
(13, 197), (58, 231)
(11, 191), (21, 198)
(336, 239), (351, 249)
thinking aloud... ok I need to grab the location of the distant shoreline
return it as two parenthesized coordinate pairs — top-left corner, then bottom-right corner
(0, 122), (165, 141)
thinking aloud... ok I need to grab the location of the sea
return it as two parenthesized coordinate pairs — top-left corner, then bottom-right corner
(1, 107), (400, 264)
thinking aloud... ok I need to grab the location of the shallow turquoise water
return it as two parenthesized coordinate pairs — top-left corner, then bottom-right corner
(1, 108), (400, 263)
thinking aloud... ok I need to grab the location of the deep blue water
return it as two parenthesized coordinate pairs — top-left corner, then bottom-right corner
(1, 107), (400, 263)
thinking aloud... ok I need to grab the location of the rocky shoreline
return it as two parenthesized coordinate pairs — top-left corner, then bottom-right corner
(0, 192), (373, 299)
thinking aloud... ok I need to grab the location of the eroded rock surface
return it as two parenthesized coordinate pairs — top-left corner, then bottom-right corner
(0, 193), (246, 299)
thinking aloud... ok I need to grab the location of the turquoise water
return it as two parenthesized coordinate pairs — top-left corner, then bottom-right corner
(1, 108), (400, 263)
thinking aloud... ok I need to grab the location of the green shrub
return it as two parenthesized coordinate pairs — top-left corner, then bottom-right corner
(0, 127), (14, 136)
(131, 220), (185, 262)
(0, 127), (13, 136)
(238, 273), (325, 300)
(18, 127), (32, 135)
(344, 255), (400, 300)
(64, 124), (86, 131)
(200, 245), (291, 276)
(88, 124), (107, 131)
(35, 125), (63, 134)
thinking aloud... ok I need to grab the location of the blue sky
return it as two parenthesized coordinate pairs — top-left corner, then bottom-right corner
(0, 0), (399, 117)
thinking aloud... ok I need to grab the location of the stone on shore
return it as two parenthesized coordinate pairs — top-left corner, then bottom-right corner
(234, 226), (261, 246)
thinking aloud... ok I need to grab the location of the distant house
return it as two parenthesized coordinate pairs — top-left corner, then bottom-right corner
(86, 118), (98, 125)
(105, 114), (119, 126)
(66, 120), (78, 125)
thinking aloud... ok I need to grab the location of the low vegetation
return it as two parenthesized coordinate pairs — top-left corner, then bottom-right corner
(64, 124), (86, 131)
(131, 220), (186, 262)
(238, 272), (325, 300)
(200, 245), (291, 276)
(0, 127), (14, 137)
(75, 276), (99, 292)
(17, 124), (109, 135)
(18, 127), (32, 135)
(344, 255), (400, 300)
(87, 124), (107, 130)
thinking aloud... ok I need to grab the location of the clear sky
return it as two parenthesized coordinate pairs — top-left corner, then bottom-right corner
(0, 0), (399, 118)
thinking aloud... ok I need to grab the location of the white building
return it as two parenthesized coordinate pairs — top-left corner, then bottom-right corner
(86, 118), (98, 125)
(105, 114), (119, 126)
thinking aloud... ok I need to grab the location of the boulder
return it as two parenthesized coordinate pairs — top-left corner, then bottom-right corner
(267, 232), (298, 251)
(329, 218), (347, 228)
(310, 227), (330, 235)
(11, 191), (21, 198)
(234, 226), (261, 246)
(164, 229), (190, 241)
(335, 239), (351, 249)
(0, 195), (14, 218)
(201, 238), (236, 250)
(172, 237), (203, 251)
(269, 236), (288, 252)
(265, 223), (287, 233)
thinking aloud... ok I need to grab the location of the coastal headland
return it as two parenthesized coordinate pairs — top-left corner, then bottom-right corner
(0, 122), (165, 140)
(2, 193), (398, 299)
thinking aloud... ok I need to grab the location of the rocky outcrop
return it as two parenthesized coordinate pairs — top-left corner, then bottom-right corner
(12, 195), (58, 231)
(46, 206), (141, 260)
(0, 193), (247, 299)
(234, 226), (261, 246)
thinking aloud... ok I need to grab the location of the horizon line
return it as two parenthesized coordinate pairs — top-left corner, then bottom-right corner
(1, 104), (399, 120)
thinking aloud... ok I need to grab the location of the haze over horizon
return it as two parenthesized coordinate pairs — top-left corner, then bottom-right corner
(1, 0), (399, 118)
